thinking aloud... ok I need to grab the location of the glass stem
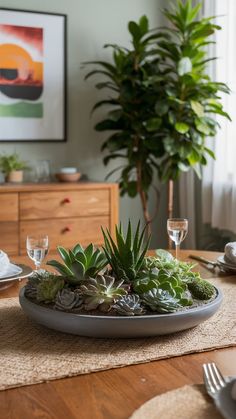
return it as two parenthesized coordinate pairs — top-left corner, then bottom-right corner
(175, 243), (180, 260)
(35, 263), (40, 271)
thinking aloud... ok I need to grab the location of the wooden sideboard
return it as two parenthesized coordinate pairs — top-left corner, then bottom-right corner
(0, 182), (119, 255)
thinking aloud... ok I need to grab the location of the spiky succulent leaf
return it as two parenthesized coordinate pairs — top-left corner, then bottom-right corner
(70, 259), (85, 280)
(46, 260), (74, 277)
(84, 243), (94, 264)
(72, 243), (84, 255)
(57, 246), (72, 265)
(113, 294), (145, 316)
(79, 274), (127, 311)
(102, 221), (150, 282)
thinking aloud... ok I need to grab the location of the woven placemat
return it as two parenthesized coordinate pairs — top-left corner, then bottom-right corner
(0, 278), (236, 390)
(129, 384), (222, 419)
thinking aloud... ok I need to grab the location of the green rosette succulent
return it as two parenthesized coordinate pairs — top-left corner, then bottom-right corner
(37, 274), (64, 303)
(141, 288), (181, 313)
(145, 252), (201, 283)
(54, 288), (83, 311)
(113, 294), (145, 316)
(133, 265), (192, 306)
(79, 274), (127, 311)
(47, 243), (107, 284)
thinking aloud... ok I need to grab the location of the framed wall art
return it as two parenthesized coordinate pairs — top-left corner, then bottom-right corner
(0, 8), (67, 142)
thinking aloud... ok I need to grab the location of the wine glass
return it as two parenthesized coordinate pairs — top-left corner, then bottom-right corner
(26, 235), (49, 271)
(167, 218), (188, 260)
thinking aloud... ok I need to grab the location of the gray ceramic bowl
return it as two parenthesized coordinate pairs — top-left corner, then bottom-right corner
(19, 286), (223, 338)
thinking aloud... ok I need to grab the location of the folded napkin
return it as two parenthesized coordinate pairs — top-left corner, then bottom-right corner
(224, 242), (236, 265)
(0, 250), (10, 275)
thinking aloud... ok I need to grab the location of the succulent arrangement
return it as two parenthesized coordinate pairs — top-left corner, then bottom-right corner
(24, 222), (216, 316)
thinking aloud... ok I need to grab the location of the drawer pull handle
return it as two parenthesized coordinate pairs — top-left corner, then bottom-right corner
(62, 197), (71, 204)
(62, 226), (71, 233)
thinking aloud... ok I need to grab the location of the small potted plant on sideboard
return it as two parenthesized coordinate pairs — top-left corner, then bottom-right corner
(0, 152), (29, 183)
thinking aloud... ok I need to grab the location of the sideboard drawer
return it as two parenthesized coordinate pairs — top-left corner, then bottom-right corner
(0, 193), (18, 221)
(19, 216), (109, 254)
(0, 222), (18, 255)
(20, 190), (110, 220)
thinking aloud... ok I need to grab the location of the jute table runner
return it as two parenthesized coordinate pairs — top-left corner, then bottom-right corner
(129, 384), (222, 419)
(1, 277), (236, 390)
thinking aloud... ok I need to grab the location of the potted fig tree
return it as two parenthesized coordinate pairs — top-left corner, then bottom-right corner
(84, 0), (230, 231)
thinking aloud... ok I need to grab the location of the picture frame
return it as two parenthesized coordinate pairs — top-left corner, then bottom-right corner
(0, 8), (67, 142)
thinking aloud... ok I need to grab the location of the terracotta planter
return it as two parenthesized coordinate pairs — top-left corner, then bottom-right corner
(6, 170), (23, 183)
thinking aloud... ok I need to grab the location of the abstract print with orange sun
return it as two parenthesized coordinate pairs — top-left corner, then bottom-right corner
(0, 24), (43, 117)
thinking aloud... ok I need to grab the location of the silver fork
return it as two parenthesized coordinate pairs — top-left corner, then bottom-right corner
(203, 362), (227, 398)
(203, 363), (236, 419)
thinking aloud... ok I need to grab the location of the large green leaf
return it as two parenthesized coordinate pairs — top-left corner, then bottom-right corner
(139, 15), (149, 35)
(175, 122), (190, 134)
(191, 100), (204, 117)
(128, 21), (141, 42)
(145, 118), (162, 132)
(177, 57), (192, 76)
(155, 101), (169, 116)
(195, 118), (212, 135)
(187, 148), (201, 165)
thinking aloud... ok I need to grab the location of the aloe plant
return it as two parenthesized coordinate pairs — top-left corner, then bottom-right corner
(47, 243), (107, 284)
(102, 221), (150, 282)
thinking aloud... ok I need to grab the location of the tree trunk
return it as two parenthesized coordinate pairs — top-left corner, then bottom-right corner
(168, 179), (174, 249)
(136, 161), (152, 236)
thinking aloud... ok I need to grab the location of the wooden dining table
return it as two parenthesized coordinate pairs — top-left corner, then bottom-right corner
(1, 249), (236, 419)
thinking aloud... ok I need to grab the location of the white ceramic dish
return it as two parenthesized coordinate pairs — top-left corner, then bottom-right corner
(19, 286), (223, 338)
(60, 167), (77, 174)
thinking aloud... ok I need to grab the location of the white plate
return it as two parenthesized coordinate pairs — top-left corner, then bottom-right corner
(217, 255), (236, 271)
(0, 264), (33, 285)
(0, 263), (22, 279)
